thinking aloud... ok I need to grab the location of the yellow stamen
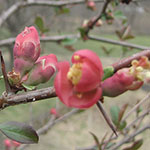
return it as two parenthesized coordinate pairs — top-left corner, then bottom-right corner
(136, 66), (143, 72)
(76, 93), (83, 98)
(131, 60), (139, 66)
(74, 55), (80, 60)
(67, 63), (82, 85)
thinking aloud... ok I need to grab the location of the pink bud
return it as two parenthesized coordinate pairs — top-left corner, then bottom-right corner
(13, 26), (41, 77)
(54, 49), (103, 108)
(4, 139), (11, 150)
(87, 1), (96, 11)
(102, 68), (143, 97)
(22, 54), (57, 86)
(50, 108), (59, 117)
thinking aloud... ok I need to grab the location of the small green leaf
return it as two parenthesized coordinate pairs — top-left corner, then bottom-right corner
(35, 16), (44, 32)
(78, 27), (87, 40)
(110, 106), (120, 126)
(62, 8), (70, 14)
(123, 139), (143, 150)
(114, 10), (126, 19)
(89, 132), (101, 150)
(62, 37), (77, 46)
(22, 84), (36, 90)
(102, 66), (114, 81)
(119, 121), (127, 130)
(0, 121), (39, 144)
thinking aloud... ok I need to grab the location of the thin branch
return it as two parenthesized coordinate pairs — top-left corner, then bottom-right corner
(110, 124), (150, 150)
(0, 34), (148, 53)
(112, 50), (150, 72)
(18, 109), (79, 150)
(0, 51), (12, 94)
(124, 109), (150, 132)
(85, 0), (112, 34)
(0, 87), (56, 110)
(88, 35), (150, 50)
(96, 101), (117, 136)
(0, 0), (104, 27)
(122, 93), (150, 122)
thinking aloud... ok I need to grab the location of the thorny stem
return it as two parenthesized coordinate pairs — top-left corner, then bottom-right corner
(0, 51), (12, 94)
(96, 101), (117, 136)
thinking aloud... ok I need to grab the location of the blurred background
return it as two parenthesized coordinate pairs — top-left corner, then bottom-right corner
(0, 0), (150, 150)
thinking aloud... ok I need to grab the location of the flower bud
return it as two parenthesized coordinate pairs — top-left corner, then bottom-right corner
(13, 26), (41, 77)
(23, 54), (57, 86)
(102, 56), (150, 97)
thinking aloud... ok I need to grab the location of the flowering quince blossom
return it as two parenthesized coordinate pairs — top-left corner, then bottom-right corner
(102, 56), (150, 97)
(22, 54), (57, 86)
(13, 26), (41, 77)
(54, 49), (103, 109)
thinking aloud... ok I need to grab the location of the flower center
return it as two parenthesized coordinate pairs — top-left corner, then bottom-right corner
(129, 56), (150, 82)
(67, 63), (82, 85)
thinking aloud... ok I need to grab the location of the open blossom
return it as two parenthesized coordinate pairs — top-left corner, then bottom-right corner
(22, 54), (57, 86)
(54, 49), (103, 109)
(13, 26), (41, 77)
(102, 56), (150, 97)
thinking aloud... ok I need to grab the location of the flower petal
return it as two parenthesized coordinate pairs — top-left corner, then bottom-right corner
(72, 49), (103, 78)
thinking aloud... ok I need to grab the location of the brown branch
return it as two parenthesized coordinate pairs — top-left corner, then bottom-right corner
(122, 93), (150, 122)
(112, 50), (150, 72)
(96, 101), (117, 136)
(88, 35), (150, 50)
(0, 87), (56, 110)
(110, 124), (150, 150)
(0, 51), (12, 94)
(85, 0), (112, 34)
(0, 0), (104, 27)
(0, 34), (148, 52)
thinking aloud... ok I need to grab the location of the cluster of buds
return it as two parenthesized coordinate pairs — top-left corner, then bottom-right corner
(105, 10), (114, 25)
(9, 26), (57, 87)
(102, 56), (150, 97)
(4, 139), (21, 150)
(54, 49), (103, 108)
(82, 18), (103, 28)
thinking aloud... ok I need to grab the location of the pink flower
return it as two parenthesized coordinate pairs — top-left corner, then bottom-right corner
(54, 49), (103, 109)
(22, 54), (57, 86)
(102, 56), (150, 97)
(13, 26), (41, 77)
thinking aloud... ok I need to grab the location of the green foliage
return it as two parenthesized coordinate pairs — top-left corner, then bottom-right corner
(110, 105), (127, 130)
(89, 132), (101, 150)
(61, 37), (78, 46)
(102, 66), (114, 81)
(0, 121), (39, 144)
(22, 83), (36, 91)
(34, 16), (49, 34)
(114, 10), (126, 20)
(123, 139), (143, 150)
